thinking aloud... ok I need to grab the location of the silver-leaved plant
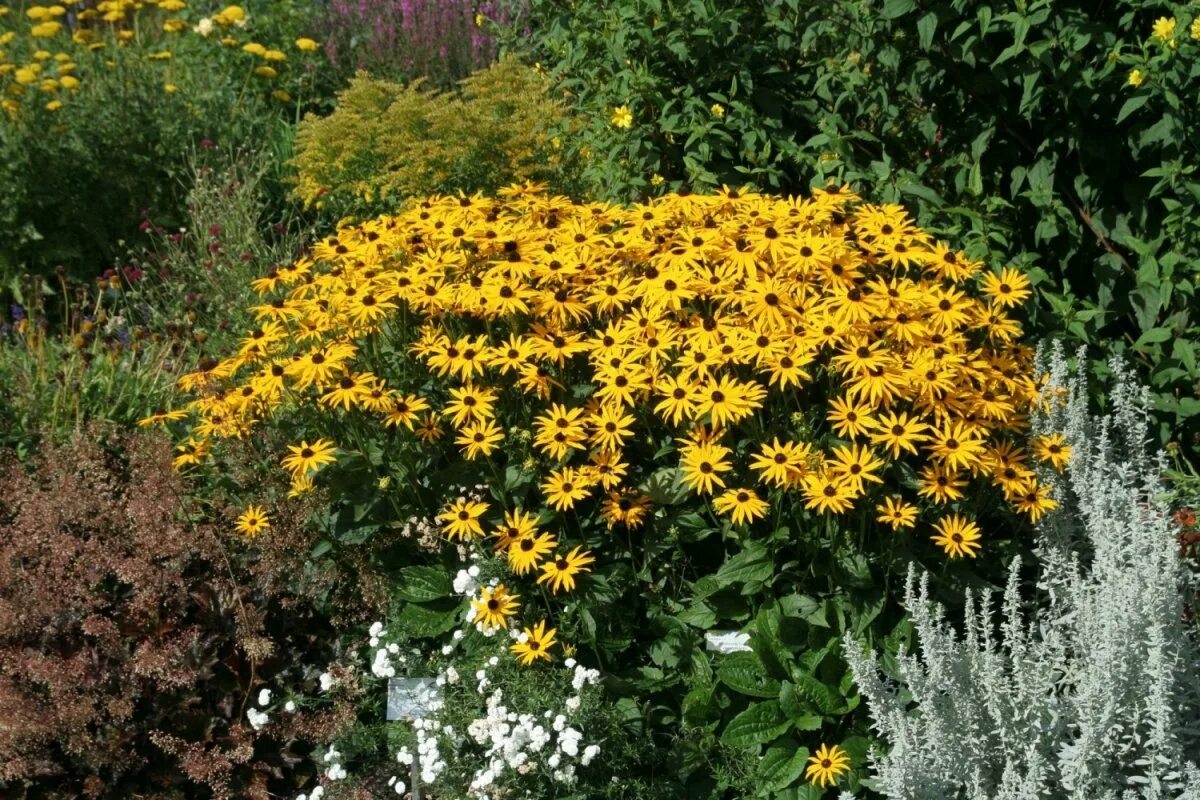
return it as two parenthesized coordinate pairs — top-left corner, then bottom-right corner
(844, 343), (1200, 800)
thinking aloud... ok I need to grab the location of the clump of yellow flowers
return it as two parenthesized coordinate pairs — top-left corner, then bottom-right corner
(0, 1), (320, 117)
(163, 183), (1066, 619)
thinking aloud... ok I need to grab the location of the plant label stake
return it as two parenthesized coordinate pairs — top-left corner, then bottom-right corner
(387, 677), (442, 800)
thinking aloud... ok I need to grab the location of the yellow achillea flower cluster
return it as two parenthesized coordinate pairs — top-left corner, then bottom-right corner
(168, 184), (1054, 595)
(0, 1), (318, 117)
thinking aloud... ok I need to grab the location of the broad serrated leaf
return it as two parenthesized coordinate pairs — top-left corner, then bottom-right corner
(717, 543), (774, 587)
(721, 701), (789, 747)
(393, 565), (452, 602)
(758, 745), (810, 791)
(720, 652), (782, 697)
(791, 672), (841, 715)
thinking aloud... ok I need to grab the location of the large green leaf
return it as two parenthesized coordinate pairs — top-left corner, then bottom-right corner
(720, 700), (789, 747)
(719, 652), (782, 698)
(717, 542), (775, 589)
(393, 565), (452, 603)
(758, 744), (811, 792)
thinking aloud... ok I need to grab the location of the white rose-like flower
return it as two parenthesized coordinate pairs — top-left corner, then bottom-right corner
(581, 743), (601, 765)
(257, 688), (272, 706)
(319, 672), (333, 692)
(193, 17), (213, 35)
(285, 700), (296, 712)
(246, 708), (269, 730)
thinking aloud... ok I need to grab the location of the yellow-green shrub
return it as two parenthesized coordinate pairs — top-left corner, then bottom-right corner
(290, 56), (577, 217)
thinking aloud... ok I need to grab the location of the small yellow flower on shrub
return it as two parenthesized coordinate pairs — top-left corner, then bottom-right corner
(163, 18), (187, 33)
(221, 36), (238, 47)
(254, 65), (277, 79)
(295, 37), (319, 52)
(1151, 16), (1176, 46)
(931, 514), (982, 558)
(14, 67), (36, 85)
(649, 173), (664, 186)
(44, 99), (62, 111)
(1128, 68), (1146, 87)
(160, 0), (188, 10)
(235, 505), (270, 537)
(1192, 18), (1200, 40)
(27, 6), (51, 20)
(272, 89), (292, 102)
(511, 620), (556, 665)
(264, 49), (286, 62)
(59, 74), (79, 90)
(611, 104), (633, 128)
(711, 102), (725, 118)
(33, 49), (51, 61)
(242, 42), (266, 57)
(806, 744), (851, 788)
(164, 83), (178, 93)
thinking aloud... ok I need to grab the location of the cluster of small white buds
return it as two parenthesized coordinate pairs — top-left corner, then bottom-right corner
(453, 566), (481, 596)
(323, 747), (347, 781)
(372, 646), (396, 678)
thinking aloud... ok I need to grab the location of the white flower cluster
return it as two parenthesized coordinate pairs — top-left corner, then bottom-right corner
(246, 707), (269, 730)
(323, 746), (347, 781)
(456, 657), (604, 798)
(453, 565), (481, 596)
(366, 621), (423, 679)
(406, 719), (449, 784)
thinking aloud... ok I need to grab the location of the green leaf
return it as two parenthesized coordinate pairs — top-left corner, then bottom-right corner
(791, 673), (841, 715)
(721, 700), (790, 747)
(716, 542), (775, 588)
(402, 601), (461, 637)
(881, 0), (915, 19)
(394, 565), (452, 602)
(720, 652), (782, 697)
(758, 745), (810, 791)
(916, 12), (938, 50)
(1135, 327), (1172, 347)
(897, 182), (943, 206)
(1116, 94), (1150, 124)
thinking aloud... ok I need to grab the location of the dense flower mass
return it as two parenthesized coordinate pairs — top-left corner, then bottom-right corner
(165, 184), (1054, 656)
(0, 1), (318, 117)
